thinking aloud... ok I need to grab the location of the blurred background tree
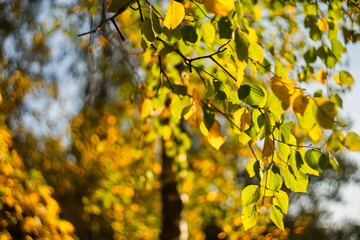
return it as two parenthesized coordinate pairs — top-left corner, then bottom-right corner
(1, 0), (360, 240)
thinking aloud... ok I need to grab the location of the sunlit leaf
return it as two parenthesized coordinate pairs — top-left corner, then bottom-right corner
(326, 130), (344, 152)
(241, 204), (257, 230)
(316, 69), (327, 84)
(304, 150), (328, 173)
(238, 83), (267, 108)
(201, 21), (216, 46)
(270, 205), (284, 230)
(139, 98), (153, 119)
(207, 120), (227, 150)
(233, 108), (251, 131)
(163, 0), (185, 29)
(273, 190), (289, 214)
(203, 0), (235, 16)
(318, 18), (329, 31)
(344, 132), (360, 151)
(242, 185), (261, 206)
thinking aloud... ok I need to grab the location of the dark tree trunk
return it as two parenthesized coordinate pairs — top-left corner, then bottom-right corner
(160, 139), (183, 240)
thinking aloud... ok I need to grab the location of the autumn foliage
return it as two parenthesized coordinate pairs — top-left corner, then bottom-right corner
(1, 0), (360, 239)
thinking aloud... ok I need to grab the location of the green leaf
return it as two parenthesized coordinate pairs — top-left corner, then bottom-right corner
(275, 58), (287, 77)
(218, 16), (232, 39)
(203, 105), (214, 130)
(278, 141), (291, 162)
(201, 22), (216, 46)
(246, 157), (260, 179)
(273, 190), (289, 214)
(330, 93), (343, 108)
(141, 18), (155, 42)
(107, 0), (134, 13)
(235, 32), (249, 61)
(248, 43), (264, 72)
(331, 39), (345, 60)
(151, 9), (162, 35)
(313, 98), (337, 129)
(329, 152), (341, 172)
(270, 205), (284, 230)
(172, 84), (188, 96)
(241, 204), (257, 230)
(252, 109), (265, 132)
(326, 130), (344, 152)
(305, 150), (328, 173)
(249, 43), (264, 63)
(181, 25), (198, 44)
(280, 150), (309, 192)
(338, 71), (354, 86)
(238, 83), (267, 108)
(344, 132), (360, 151)
(242, 185), (261, 206)
(304, 47), (317, 64)
(279, 121), (294, 142)
(261, 166), (282, 196)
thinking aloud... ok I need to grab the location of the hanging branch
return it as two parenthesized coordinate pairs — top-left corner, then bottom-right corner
(78, 0), (138, 39)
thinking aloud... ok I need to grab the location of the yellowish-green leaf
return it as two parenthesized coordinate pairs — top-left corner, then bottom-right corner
(201, 21), (216, 46)
(273, 190), (289, 214)
(242, 185), (261, 206)
(270, 205), (284, 230)
(163, 0), (185, 29)
(326, 130), (344, 152)
(246, 157), (260, 178)
(329, 152), (341, 172)
(344, 132), (360, 151)
(304, 149), (328, 173)
(241, 204), (257, 230)
(238, 83), (267, 108)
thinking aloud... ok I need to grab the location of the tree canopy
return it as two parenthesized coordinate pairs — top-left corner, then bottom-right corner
(1, 0), (360, 239)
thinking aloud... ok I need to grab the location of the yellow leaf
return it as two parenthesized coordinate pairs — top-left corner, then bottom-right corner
(253, 5), (262, 20)
(163, 125), (172, 141)
(139, 98), (153, 119)
(316, 69), (327, 84)
(290, 90), (310, 115)
(184, 89), (203, 126)
(270, 76), (297, 104)
(246, 28), (258, 43)
(208, 120), (227, 150)
(233, 108), (251, 131)
(334, 74), (341, 85)
(262, 136), (275, 158)
(163, 0), (185, 29)
(308, 124), (322, 142)
(318, 18), (329, 31)
(183, 179), (193, 194)
(236, 60), (247, 88)
(200, 121), (209, 136)
(203, 0), (234, 16)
